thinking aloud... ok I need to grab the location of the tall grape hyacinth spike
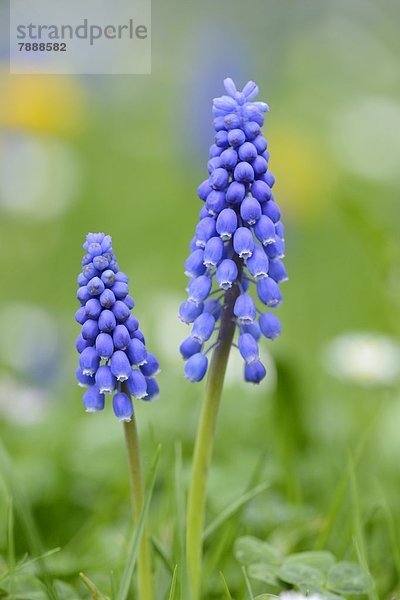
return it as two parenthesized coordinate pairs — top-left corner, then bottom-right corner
(75, 232), (159, 600)
(185, 78), (287, 600)
(75, 232), (160, 419)
(180, 78), (287, 385)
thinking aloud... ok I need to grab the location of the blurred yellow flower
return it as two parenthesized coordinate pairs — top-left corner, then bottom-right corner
(268, 124), (334, 221)
(0, 69), (85, 136)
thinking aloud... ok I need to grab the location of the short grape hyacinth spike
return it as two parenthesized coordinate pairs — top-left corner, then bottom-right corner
(76, 232), (160, 420)
(180, 78), (287, 384)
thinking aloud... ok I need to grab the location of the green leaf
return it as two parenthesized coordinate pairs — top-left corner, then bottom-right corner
(254, 596), (278, 600)
(247, 563), (278, 586)
(284, 551), (335, 574)
(327, 561), (373, 595)
(278, 563), (325, 587)
(234, 537), (280, 567)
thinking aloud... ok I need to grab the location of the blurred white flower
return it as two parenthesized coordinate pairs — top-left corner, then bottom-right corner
(0, 134), (81, 221)
(323, 332), (400, 386)
(0, 375), (49, 424)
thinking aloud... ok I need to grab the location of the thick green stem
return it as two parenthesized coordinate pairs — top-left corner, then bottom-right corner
(186, 281), (240, 600)
(123, 415), (153, 600)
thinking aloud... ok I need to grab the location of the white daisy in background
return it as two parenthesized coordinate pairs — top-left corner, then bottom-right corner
(323, 332), (400, 386)
(0, 376), (49, 424)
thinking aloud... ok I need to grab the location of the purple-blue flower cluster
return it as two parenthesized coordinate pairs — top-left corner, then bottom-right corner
(179, 78), (287, 384)
(75, 233), (160, 421)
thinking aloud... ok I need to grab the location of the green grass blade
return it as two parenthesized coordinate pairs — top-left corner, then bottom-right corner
(203, 526), (233, 584)
(203, 481), (269, 541)
(79, 572), (110, 600)
(174, 441), (187, 600)
(6, 498), (15, 595)
(116, 444), (161, 600)
(167, 564), (178, 600)
(152, 536), (175, 576)
(315, 412), (380, 550)
(0, 547), (61, 583)
(348, 454), (378, 600)
(378, 487), (400, 579)
(219, 571), (233, 600)
(174, 441), (185, 558)
(109, 570), (116, 600)
(242, 566), (255, 600)
(0, 440), (59, 600)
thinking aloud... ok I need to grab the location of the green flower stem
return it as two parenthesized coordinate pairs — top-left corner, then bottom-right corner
(186, 280), (240, 600)
(123, 411), (153, 600)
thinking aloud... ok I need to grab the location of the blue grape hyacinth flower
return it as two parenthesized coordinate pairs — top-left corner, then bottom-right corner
(179, 78), (287, 384)
(76, 233), (160, 420)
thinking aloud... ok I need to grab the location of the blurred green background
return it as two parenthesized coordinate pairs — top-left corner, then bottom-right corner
(1, 0), (400, 597)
